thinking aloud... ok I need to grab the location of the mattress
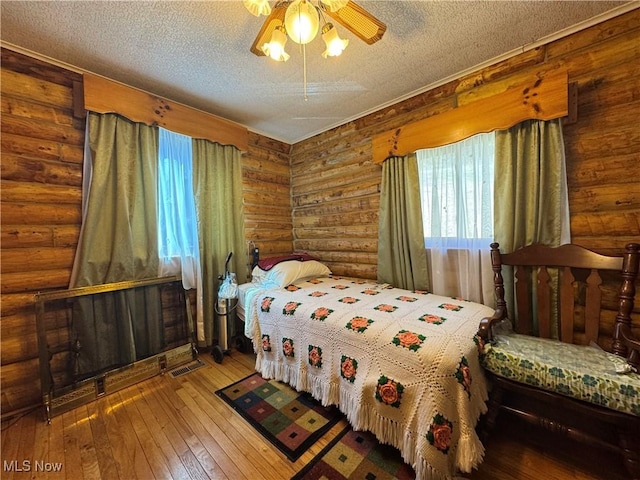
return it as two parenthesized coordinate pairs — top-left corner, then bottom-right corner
(236, 282), (255, 322)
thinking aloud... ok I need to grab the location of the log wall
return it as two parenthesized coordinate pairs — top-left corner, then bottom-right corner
(289, 11), (639, 342)
(0, 49), (292, 416)
(241, 133), (293, 280)
(1, 50), (84, 417)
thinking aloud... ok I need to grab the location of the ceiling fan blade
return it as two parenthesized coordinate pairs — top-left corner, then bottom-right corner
(323, 0), (386, 45)
(250, 2), (289, 56)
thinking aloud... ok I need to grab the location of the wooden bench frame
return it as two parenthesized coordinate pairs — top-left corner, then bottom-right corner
(478, 242), (640, 479)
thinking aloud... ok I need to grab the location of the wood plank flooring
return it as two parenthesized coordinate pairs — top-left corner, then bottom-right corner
(0, 350), (629, 479)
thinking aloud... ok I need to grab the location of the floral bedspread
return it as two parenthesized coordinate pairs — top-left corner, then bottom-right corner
(249, 276), (494, 479)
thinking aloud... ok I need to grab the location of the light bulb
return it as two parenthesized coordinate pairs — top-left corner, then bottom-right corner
(284, 0), (319, 44)
(243, 0), (271, 16)
(262, 27), (290, 61)
(321, 23), (348, 58)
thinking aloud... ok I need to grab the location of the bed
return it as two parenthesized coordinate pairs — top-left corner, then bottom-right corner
(239, 255), (494, 479)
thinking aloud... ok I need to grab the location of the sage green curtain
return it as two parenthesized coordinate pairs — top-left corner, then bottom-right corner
(377, 154), (430, 291)
(192, 139), (246, 347)
(71, 113), (159, 285)
(494, 118), (570, 335)
(69, 112), (162, 376)
(494, 119), (569, 250)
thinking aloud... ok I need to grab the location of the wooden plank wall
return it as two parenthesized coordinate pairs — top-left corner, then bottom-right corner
(0, 49), (293, 416)
(289, 11), (639, 340)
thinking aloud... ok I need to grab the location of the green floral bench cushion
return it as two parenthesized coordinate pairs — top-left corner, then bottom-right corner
(482, 333), (640, 416)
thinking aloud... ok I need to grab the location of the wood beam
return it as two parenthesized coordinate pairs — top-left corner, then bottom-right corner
(83, 73), (248, 151)
(372, 70), (569, 164)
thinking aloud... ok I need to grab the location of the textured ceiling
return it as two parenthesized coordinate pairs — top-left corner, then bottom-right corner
(1, 1), (635, 144)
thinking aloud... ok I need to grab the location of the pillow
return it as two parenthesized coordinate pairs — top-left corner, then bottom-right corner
(252, 259), (331, 287)
(251, 265), (268, 283)
(257, 253), (317, 271)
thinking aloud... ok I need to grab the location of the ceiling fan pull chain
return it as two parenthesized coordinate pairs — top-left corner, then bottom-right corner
(303, 43), (308, 101)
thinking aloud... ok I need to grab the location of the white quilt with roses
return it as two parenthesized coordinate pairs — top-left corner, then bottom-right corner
(249, 275), (494, 480)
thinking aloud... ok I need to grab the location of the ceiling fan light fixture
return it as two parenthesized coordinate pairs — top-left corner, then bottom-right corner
(284, 0), (320, 45)
(262, 26), (290, 61)
(244, 0), (271, 16)
(248, 0), (386, 99)
(321, 23), (348, 58)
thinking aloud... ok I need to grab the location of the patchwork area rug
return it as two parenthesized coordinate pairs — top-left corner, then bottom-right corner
(292, 427), (415, 480)
(215, 372), (343, 461)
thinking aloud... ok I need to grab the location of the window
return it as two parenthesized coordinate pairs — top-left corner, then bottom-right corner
(417, 132), (495, 247)
(416, 132), (495, 303)
(158, 128), (200, 289)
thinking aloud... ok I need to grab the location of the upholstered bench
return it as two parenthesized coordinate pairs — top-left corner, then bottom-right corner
(483, 334), (640, 416)
(477, 242), (640, 479)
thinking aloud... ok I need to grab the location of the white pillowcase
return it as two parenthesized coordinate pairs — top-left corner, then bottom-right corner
(252, 260), (331, 287)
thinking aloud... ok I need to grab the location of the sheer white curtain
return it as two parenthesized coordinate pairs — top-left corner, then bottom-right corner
(158, 127), (200, 290)
(416, 132), (495, 305)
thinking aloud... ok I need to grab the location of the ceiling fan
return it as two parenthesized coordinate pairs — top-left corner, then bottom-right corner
(244, 0), (386, 61)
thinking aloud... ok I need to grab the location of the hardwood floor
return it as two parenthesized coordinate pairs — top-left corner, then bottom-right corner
(1, 350), (629, 480)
